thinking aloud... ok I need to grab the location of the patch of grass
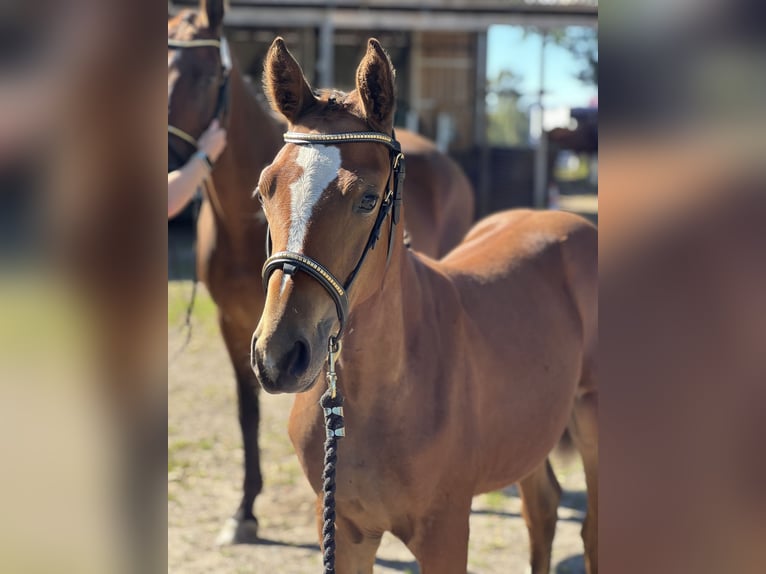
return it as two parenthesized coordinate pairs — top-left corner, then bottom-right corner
(267, 459), (304, 487)
(168, 281), (218, 327)
(202, 384), (224, 399)
(168, 439), (194, 474)
(484, 490), (507, 511)
(483, 534), (508, 551)
(198, 437), (215, 451)
(168, 436), (217, 474)
(468, 553), (489, 571)
(0, 276), (92, 365)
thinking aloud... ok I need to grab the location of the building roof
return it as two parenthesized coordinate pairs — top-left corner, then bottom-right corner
(171, 1), (598, 29)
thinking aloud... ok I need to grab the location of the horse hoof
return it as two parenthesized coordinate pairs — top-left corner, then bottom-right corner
(215, 517), (259, 545)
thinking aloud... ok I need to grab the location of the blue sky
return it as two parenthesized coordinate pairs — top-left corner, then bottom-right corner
(487, 26), (597, 109)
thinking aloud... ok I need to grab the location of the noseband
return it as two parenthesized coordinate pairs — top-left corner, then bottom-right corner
(167, 37), (232, 159)
(261, 131), (405, 343)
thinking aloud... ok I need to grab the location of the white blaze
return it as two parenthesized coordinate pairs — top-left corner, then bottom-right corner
(286, 144), (341, 252)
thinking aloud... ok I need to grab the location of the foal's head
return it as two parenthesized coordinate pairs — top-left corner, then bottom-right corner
(167, 0), (229, 172)
(251, 37), (398, 394)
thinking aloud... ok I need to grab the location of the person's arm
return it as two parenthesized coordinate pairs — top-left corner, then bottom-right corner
(168, 151), (211, 218)
(167, 120), (227, 218)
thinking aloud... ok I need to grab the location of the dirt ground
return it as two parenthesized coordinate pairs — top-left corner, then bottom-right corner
(168, 281), (588, 574)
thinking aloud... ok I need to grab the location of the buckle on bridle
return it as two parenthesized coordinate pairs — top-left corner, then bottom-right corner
(326, 338), (341, 398)
(392, 152), (405, 225)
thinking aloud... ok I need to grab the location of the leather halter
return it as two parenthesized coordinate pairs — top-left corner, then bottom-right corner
(167, 37), (232, 159)
(262, 131), (406, 341)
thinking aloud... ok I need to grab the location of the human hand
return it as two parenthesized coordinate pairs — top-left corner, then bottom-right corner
(198, 119), (227, 163)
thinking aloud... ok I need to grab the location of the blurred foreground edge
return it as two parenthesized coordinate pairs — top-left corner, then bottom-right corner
(600, 134), (766, 574)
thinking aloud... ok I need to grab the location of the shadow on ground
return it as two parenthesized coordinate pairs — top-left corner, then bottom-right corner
(498, 483), (587, 517)
(254, 536), (319, 553)
(374, 557), (420, 572)
(556, 553), (586, 574)
(257, 537), (421, 573)
(471, 507), (583, 525)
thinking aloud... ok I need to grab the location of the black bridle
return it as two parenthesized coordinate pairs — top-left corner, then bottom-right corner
(167, 36), (232, 358)
(260, 130), (405, 574)
(262, 130), (405, 343)
(167, 37), (232, 171)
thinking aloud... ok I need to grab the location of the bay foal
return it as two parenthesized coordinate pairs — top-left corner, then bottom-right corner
(169, 1), (475, 544)
(251, 38), (598, 573)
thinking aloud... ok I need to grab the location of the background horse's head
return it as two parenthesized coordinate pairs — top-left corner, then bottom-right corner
(167, 0), (230, 172)
(251, 37), (398, 394)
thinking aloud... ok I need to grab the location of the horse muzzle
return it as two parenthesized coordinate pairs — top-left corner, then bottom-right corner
(250, 324), (328, 394)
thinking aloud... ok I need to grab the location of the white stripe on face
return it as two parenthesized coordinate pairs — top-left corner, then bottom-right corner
(286, 144), (341, 252)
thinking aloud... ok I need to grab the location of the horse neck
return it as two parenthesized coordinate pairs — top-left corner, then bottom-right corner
(208, 64), (283, 233)
(332, 225), (425, 403)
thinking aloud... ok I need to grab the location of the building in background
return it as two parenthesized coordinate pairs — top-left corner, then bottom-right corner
(169, 0), (598, 217)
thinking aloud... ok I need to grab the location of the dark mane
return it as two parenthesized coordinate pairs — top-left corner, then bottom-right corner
(314, 89), (349, 108)
(311, 89), (364, 121)
(168, 9), (207, 40)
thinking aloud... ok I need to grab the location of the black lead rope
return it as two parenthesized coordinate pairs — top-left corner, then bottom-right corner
(169, 187), (202, 364)
(261, 129), (405, 573)
(319, 338), (344, 574)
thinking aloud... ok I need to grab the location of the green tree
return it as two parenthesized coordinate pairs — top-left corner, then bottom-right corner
(486, 69), (530, 146)
(551, 27), (598, 87)
(529, 26), (598, 87)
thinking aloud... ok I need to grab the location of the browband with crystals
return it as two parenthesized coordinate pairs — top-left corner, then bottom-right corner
(283, 131), (401, 153)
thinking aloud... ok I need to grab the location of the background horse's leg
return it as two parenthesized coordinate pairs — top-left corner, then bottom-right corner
(216, 314), (263, 545)
(569, 390), (599, 574)
(518, 458), (562, 574)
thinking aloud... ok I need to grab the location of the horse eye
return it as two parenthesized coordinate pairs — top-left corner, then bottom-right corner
(254, 187), (264, 204)
(357, 194), (378, 213)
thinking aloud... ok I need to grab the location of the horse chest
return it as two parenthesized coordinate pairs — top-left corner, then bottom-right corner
(291, 405), (419, 511)
(334, 434), (423, 523)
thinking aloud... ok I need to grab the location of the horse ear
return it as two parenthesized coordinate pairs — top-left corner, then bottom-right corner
(263, 37), (316, 124)
(200, 0), (225, 33)
(355, 39), (396, 132)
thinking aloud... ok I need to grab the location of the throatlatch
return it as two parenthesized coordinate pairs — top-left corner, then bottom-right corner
(260, 129), (405, 574)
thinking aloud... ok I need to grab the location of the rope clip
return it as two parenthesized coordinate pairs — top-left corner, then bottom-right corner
(326, 337), (341, 398)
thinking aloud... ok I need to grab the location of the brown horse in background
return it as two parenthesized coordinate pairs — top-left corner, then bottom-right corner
(251, 38), (598, 573)
(168, 0), (474, 544)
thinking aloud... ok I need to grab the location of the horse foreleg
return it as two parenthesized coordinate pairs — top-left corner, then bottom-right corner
(407, 497), (472, 574)
(518, 458), (562, 574)
(216, 315), (263, 545)
(315, 498), (382, 574)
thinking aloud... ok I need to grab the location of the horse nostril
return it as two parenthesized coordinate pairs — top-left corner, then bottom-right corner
(283, 338), (311, 378)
